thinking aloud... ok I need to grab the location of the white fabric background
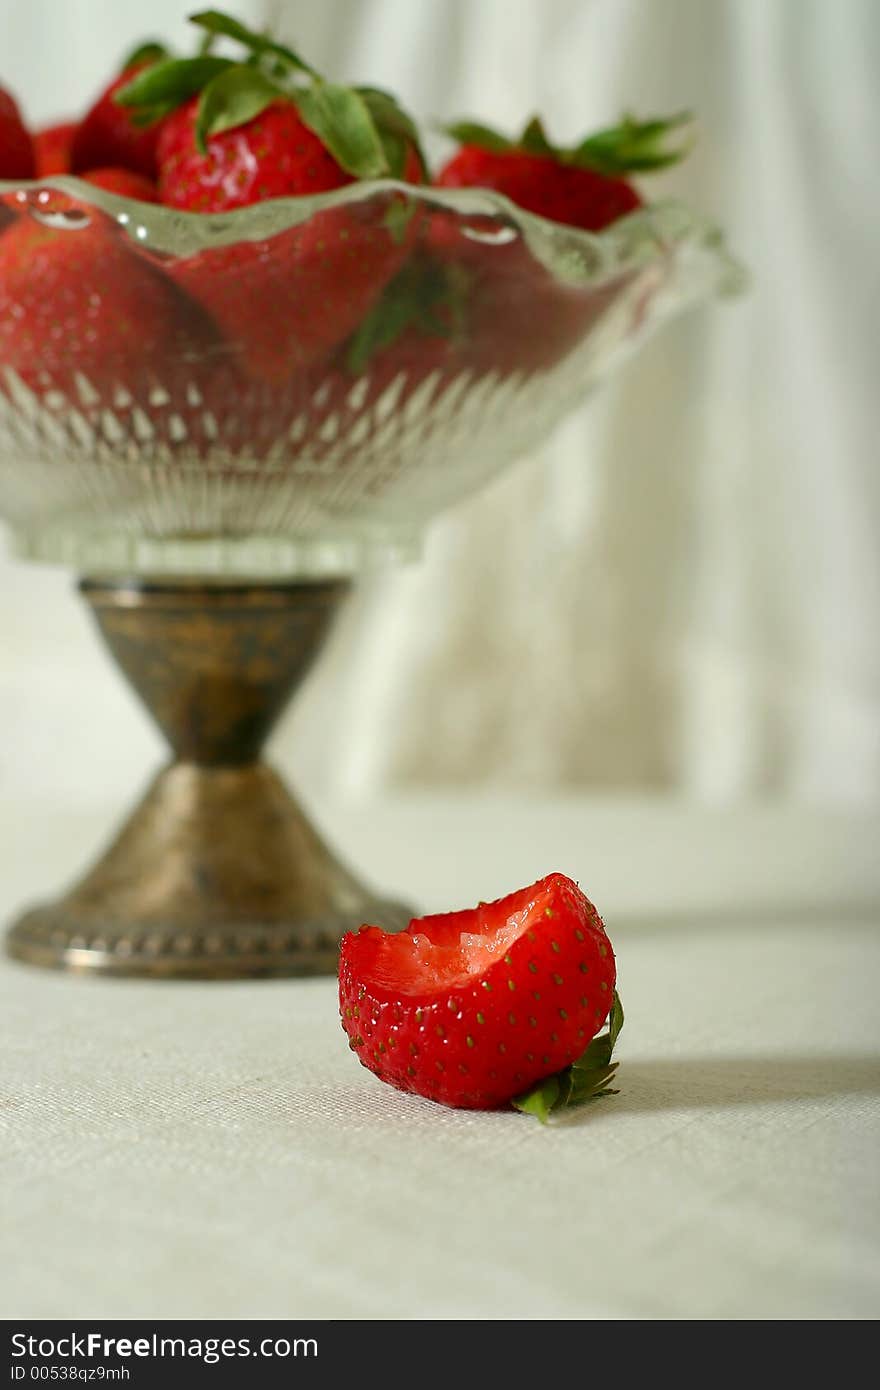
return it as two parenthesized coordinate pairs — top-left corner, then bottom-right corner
(0, 0), (878, 805)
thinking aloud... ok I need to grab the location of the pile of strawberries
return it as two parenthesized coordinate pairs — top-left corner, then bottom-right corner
(0, 9), (690, 456)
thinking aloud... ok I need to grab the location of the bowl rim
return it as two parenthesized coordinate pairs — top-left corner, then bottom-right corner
(0, 175), (746, 291)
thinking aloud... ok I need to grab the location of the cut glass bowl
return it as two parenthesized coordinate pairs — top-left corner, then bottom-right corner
(0, 177), (744, 577)
(0, 174), (745, 978)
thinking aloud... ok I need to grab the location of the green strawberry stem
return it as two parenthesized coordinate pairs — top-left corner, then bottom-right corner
(512, 989), (624, 1123)
(444, 111), (694, 175)
(121, 40), (172, 70)
(187, 9), (318, 79)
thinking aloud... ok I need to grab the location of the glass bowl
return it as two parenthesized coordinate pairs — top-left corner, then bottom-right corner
(1, 175), (746, 980)
(0, 177), (743, 576)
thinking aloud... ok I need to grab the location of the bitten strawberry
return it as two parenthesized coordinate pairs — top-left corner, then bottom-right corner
(115, 13), (425, 384)
(0, 86), (35, 179)
(339, 872), (622, 1117)
(34, 121), (76, 176)
(70, 43), (169, 178)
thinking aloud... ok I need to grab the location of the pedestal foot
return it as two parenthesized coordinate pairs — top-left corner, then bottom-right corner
(7, 763), (411, 978)
(5, 579), (412, 979)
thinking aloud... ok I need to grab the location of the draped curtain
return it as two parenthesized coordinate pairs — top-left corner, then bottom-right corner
(1, 0), (877, 805)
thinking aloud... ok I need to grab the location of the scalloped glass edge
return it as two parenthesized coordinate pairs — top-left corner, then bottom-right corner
(0, 180), (747, 577)
(0, 175), (747, 295)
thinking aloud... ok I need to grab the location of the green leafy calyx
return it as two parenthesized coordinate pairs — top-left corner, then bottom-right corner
(512, 989), (625, 1124)
(574, 112), (693, 173)
(445, 112), (694, 175)
(114, 9), (424, 177)
(194, 66), (281, 153)
(343, 256), (465, 375)
(294, 82), (389, 179)
(115, 55), (236, 130)
(121, 40), (171, 72)
(358, 86), (426, 180)
(187, 9), (317, 78)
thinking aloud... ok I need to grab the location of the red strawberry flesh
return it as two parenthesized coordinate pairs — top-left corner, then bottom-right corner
(34, 121), (75, 176)
(70, 63), (162, 179)
(0, 87), (36, 179)
(150, 92), (425, 384)
(339, 872), (616, 1110)
(82, 167), (158, 201)
(157, 97), (357, 212)
(435, 111), (690, 234)
(437, 147), (642, 233)
(436, 148), (639, 232)
(0, 200), (210, 401)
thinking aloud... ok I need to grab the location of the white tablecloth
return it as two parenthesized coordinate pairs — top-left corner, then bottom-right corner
(2, 798), (879, 1320)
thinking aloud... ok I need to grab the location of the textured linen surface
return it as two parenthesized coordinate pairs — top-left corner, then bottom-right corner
(1, 0), (878, 802)
(2, 801), (879, 1321)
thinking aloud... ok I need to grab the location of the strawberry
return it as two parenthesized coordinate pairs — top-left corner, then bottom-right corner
(439, 143), (641, 232)
(316, 251), (459, 424)
(0, 196), (208, 402)
(81, 167), (158, 201)
(432, 218), (635, 378)
(340, 113), (690, 388)
(69, 43), (169, 178)
(259, 329), (452, 483)
(115, 14), (426, 213)
(164, 187), (422, 386)
(115, 13), (426, 386)
(339, 323), (455, 417)
(339, 872), (622, 1117)
(0, 86), (35, 179)
(427, 113), (691, 378)
(331, 214), (630, 386)
(34, 121), (76, 176)
(263, 255), (466, 480)
(436, 113), (691, 233)
(466, 255), (632, 376)
(156, 95), (391, 212)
